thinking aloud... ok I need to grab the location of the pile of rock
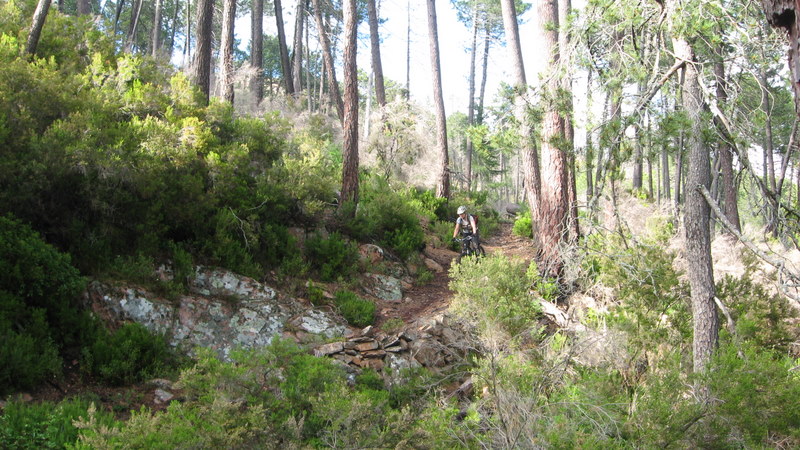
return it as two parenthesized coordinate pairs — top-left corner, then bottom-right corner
(311, 314), (471, 374)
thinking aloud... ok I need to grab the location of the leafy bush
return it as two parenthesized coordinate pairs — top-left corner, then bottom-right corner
(334, 290), (376, 327)
(0, 298), (62, 395)
(449, 254), (541, 336)
(589, 236), (691, 353)
(0, 214), (98, 394)
(0, 397), (117, 449)
(305, 232), (359, 282)
(512, 211), (533, 238)
(81, 323), (175, 385)
(716, 274), (798, 352)
(341, 176), (425, 260)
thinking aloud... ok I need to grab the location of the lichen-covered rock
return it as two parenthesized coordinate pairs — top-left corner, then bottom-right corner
(292, 309), (348, 338)
(363, 273), (403, 302)
(191, 266), (276, 301)
(85, 267), (339, 361)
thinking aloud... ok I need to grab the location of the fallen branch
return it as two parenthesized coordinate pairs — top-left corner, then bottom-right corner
(698, 185), (800, 304)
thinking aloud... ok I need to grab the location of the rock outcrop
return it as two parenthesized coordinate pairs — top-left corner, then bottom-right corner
(84, 262), (471, 377)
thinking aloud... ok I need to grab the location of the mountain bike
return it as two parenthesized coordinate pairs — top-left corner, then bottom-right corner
(453, 234), (486, 264)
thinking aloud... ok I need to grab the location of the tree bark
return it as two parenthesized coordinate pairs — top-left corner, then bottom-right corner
(77, 0), (91, 16)
(427, 0), (450, 199)
(219, 0), (237, 103)
(26, 0), (52, 56)
(501, 0), (540, 230)
(341, 0), (359, 209)
(182, 0), (191, 66)
(673, 34), (718, 374)
(125, 0), (144, 52)
(312, 0), (344, 121)
(761, 64), (779, 235)
(152, 0), (163, 57)
(274, 0), (294, 94)
(714, 58), (741, 234)
(190, 0), (214, 106)
(465, 5), (479, 192)
(406, 0), (411, 99)
(292, 0), (306, 95)
(536, 0), (567, 277)
(367, 0), (386, 107)
(251, 0), (264, 105)
(113, 0), (126, 36)
(559, 0), (579, 241)
(477, 18), (490, 125)
(168, 0), (180, 55)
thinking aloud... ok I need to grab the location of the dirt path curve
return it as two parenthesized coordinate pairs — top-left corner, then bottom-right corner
(373, 222), (536, 327)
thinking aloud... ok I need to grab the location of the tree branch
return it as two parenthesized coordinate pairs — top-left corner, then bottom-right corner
(698, 185), (800, 304)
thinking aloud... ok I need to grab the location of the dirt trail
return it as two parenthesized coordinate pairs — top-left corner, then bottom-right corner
(374, 222), (536, 327)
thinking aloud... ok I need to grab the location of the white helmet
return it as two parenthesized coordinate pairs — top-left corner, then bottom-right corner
(457, 205), (467, 214)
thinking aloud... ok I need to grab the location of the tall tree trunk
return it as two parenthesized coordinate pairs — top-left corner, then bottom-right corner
(113, 0), (126, 36)
(26, 0), (52, 56)
(714, 58), (741, 234)
(306, 19), (313, 110)
(586, 68), (595, 200)
(125, 0), (143, 52)
(761, 65), (779, 235)
(673, 34), (718, 375)
(632, 81), (645, 190)
(182, 0), (191, 67)
(152, 0), (163, 57)
(536, 0), (567, 278)
(661, 142), (671, 201)
(251, 0), (264, 105)
(292, 0), (306, 95)
(559, 0), (579, 242)
(312, 0), (344, 121)
(501, 0), (540, 231)
(168, 0), (180, 56)
(674, 73), (685, 213)
(274, 0), (294, 94)
(190, 0), (214, 106)
(427, 0), (450, 199)
(477, 18), (490, 125)
(219, 0), (236, 103)
(465, 5), (479, 193)
(367, 0), (386, 107)
(406, 0), (411, 99)
(77, 0), (91, 16)
(341, 0), (359, 209)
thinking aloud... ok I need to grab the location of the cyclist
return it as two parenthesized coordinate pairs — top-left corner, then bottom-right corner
(452, 205), (480, 248)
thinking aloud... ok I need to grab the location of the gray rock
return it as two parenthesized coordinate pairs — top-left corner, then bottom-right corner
(153, 389), (174, 404)
(363, 273), (403, 302)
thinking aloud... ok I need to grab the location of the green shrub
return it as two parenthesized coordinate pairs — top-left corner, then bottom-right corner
(0, 214), (88, 346)
(355, 368), (385, 392)
(334, 290), (376, 327)
(305, 232), (359, 282)
(342, 176), (425, 260)
(591, 237), (692, 353)
(0, 299), (62, 395)
(0, 397), (117, 449)
(82, 323), (175, 385)
(716, 274), (797, 352)
(512, 211), (533, 238)
(385, 226), (425, 260)
(307, 281), (327, 306)
(449, 254), (541, 336)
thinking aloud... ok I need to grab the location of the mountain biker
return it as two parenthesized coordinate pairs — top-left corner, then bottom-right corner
(452, 205), (480, 248)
